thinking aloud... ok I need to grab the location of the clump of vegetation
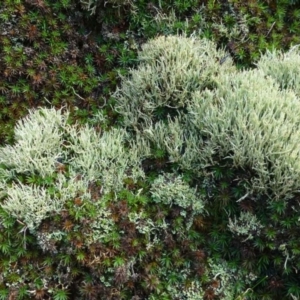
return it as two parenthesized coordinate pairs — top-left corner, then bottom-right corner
(187, 0), (300, 68)
(190, 68), (300, 199)
(114, 35), (235, 130)
(113, 34), (300, 299)
(2, 33), (300, 299)
(256, 45), (300, 96)
(0, 106), (216, 299)
(0, 0), (137, 144)
(2, 0), (300, 143)
(94, 0), (300, 69)
(2, 0), (300, 298)
(78, 0), (135, 15)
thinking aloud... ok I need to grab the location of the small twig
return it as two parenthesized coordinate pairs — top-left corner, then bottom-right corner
(18, 222), (28, 250)
(219, 54), (231, 65)
(236, 192), (249, 202)
(84, 31), (92, 38)
(284, 252), (289, 270)
(71, 87), (85, 101)
(98, 97), (107, 109)
(16, 219), (26, 226)
(44, 97), (52, 105)
(266, 21), (276, 37)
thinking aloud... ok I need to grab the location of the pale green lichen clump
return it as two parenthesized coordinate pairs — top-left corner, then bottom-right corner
(114, 34), (234, 130)
(228, 211), (263, 242)
(155, 258), (257, 300)
(256, 45), (300, 96)
(0, 173), (92, 231)
(189, 68), (300, 198)
(0, 107), (149, 231)
(0, 107), (68, 178)
(3, 34), (300, 298)
(115, 34), (300, 199)
(150, 172), (204, 215)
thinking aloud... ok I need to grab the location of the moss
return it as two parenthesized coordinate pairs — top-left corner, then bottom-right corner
(113, 35), (300, 299)
(2, 0), (300, 297)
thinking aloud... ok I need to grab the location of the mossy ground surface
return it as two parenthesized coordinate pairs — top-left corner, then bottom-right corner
(1, 0), (300, 299)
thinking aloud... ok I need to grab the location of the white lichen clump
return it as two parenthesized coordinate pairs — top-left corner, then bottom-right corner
(150, 172), (204, 215)
(228, 211), (263, 242)
(0, 107), (68, 178)
(115, 34), (300, 200)
(189, 68), (300, 198)
(256, 45), (300, 96)
(0, 107), (148, 230)
(114, 34), (234, 129)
